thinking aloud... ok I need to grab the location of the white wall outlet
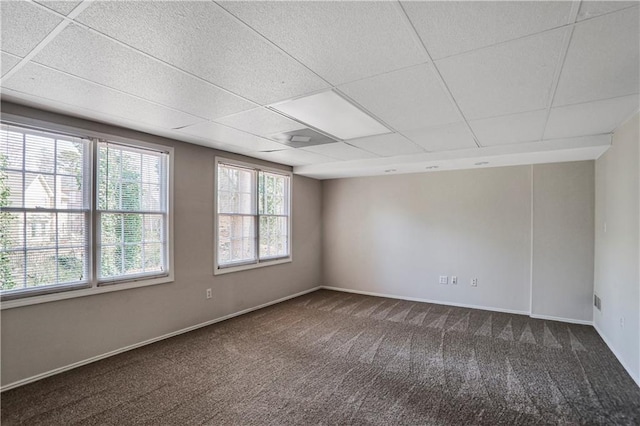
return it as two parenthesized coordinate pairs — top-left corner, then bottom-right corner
(451, 276), (458, 285)
(620, 316), (625, 328)
(206, 288), (212, 299)
(439, 276), (448, 285)
(471, 278), (478, 287)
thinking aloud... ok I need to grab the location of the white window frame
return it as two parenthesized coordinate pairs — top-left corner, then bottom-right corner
(0, 117), (174, 310)
(214, 156), (292, 275)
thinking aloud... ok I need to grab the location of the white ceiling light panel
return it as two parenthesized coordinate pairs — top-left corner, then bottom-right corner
(269, 91), (391, 141)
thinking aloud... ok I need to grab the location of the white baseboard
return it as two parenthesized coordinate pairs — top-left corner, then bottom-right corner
(529, 314), (592, 326)
(320, 286), (530, 316)
(593, 323), (640, 388)
(0, 286), (322, 393)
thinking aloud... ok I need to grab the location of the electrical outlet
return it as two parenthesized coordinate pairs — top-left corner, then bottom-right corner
(471, 278), (478, 287)
(439, 276), (448, 285)
(451, 276), (458, 285)
(620, 316), (625, 328)
(206, 288), (212, 299)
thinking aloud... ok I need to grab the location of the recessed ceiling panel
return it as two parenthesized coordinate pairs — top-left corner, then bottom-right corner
(348, 133), (424, 157)
(576, 1), (638, 21)
(215, 108), (304, 138)
(553, 9), (640, 107)
(1, 52), (21, 77)
(302, 142), (378, 161)
(176, 120), (290, 152)
(32, 25), (256, 120)
(402, 1), (572, 59)
(34, 1), (82, 16)
(270, 91), (390, 140)
(339, 64), (460, 132)
(0, 1), (62, 56)
(3, 63), (201, 130)
(76, 1), (329, 105)
(544, 95), (639, 139)
(469, 109), (547, 146)
(403, 122), (477, 152)
(436, 28), (567, 120)
(219, 1), (427, 85)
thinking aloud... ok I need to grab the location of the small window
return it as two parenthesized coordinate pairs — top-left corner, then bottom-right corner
(215, 158), (291, 273)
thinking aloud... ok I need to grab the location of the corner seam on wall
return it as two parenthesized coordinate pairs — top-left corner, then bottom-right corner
(529, 164), (534, 316)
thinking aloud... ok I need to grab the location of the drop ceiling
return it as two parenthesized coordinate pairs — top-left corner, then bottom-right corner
(1, 0), (638, 179)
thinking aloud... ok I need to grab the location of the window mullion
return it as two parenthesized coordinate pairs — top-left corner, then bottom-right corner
(90, 139), (99, 287)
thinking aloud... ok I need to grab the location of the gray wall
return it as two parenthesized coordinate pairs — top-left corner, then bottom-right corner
(532, 162), (595, 321)
(0, 104), (323, 387)
(323, 162), (595, 321)
(594, 112), (639, 382)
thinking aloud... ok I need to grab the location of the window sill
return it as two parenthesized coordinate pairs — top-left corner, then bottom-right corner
(0, 274), (174, 310)
(214, 257), (292, 275)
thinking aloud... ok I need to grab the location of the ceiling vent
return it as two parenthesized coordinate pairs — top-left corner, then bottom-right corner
(271, 128), (337, 148)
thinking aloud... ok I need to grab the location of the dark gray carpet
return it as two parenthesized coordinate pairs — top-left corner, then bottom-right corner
(2, 289), (639, 425)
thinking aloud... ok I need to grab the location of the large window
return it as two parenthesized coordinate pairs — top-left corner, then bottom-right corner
(215, 158), (291, 273)
(0, 123), (172, 304)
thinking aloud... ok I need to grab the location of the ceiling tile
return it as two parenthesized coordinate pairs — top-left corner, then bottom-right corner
(403, 122), (477, 152)
(302, 142), (378, 161)
(0, 1), (62, 56)
(402, 1), (572, 59)
(577, 1), (638, 21)
(553, 9), (639, 106)
(219, 1), (427, 85)
(33, 25), (255, 120)
(339, 64), (460, 132)
(437, 28), (567, 120)
(248, 149), (334, 167)
(214, 108), (304, 138)
(544, 95), (639, 139)
(76, 1), (329, 105)
(3, 63), (201, 130)
(348, 133), (424, 157)
(1, 52), (21, 77)
(176, 121), (290, 152)
(469, 109), (547, 146)
(34, 1), (82, 16)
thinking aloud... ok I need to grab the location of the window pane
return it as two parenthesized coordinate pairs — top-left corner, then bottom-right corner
(218, 214), (256, 264)
(0, 251), (25, 291)
(143, 243), (164, 273)
(100, 245), (122, 278)
(24, 134), (54, 174)
(0, 128), (23, 170)
(26, 249), (57, 288)
(59, 213), (86, 247)
(143, 214), (163, 243)
(2, 211), (23, 250)
(259, 172), (288, 216)
(218, 165), (255, 214)
(259, 216), (289, 259)
(3, 170), (23, 208)
(26, 212), (56, 248)
(98, 143), (165, 213)
(24, 173), (54, 209)
(57, 247), (86, 283)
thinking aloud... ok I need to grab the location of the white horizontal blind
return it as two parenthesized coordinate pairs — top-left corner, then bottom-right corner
(259, 171), (290, 260)
(217, 163), (257, 266)
(0, 124), (89, 294)
(97, 142), (168, 282)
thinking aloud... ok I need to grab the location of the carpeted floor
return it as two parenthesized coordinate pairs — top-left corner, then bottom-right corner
(2, 290), (639, 425)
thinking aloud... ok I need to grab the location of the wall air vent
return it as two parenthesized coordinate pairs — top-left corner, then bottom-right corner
(271, 128), (337, 148)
